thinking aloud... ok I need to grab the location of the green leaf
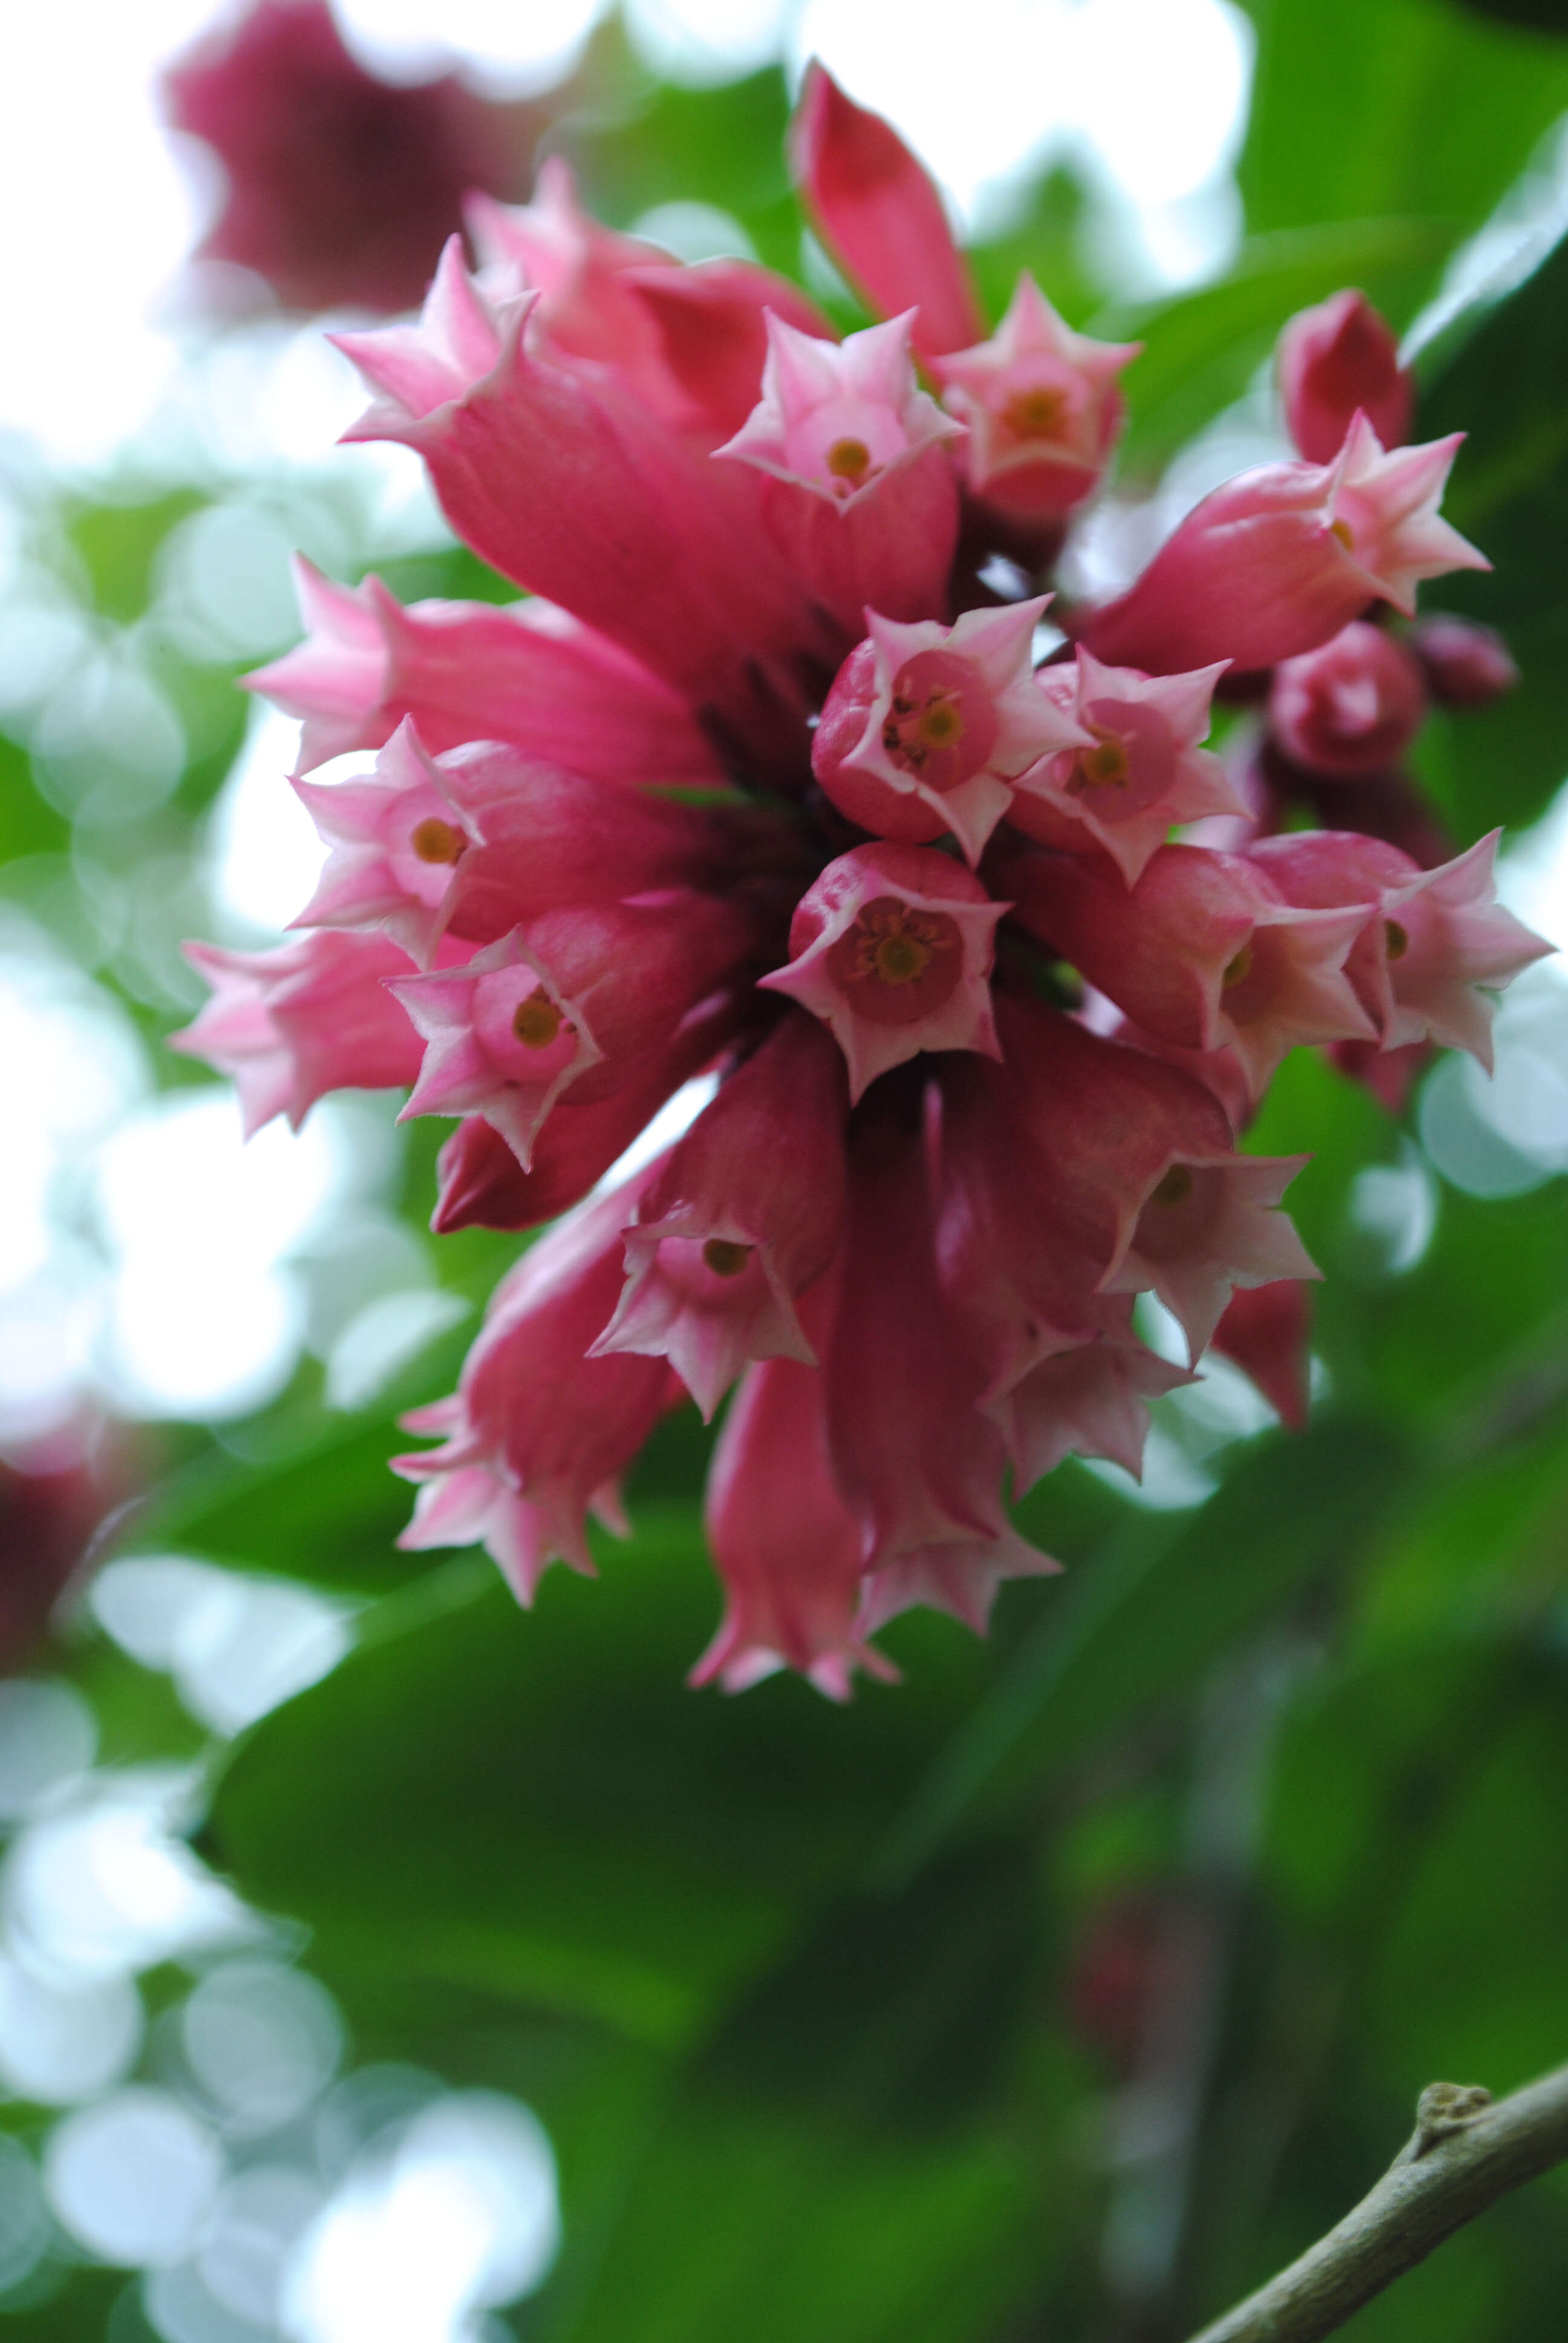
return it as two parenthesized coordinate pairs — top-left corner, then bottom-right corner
(1109, 219), (1449, 474)
(874, 1419), (1414, 1884)
(1414, 228), (1568, 834)
(206, 1512), (993, 2049)
(1236, 0), (1568, 246)
(540, 1847), (1054, 2343)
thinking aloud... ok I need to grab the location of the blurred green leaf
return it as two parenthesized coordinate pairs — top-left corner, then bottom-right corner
(875, 1420), (1413, 1884)
(1110, 219), (1448, 473)
(207, 1512), (993, 2048)
(1415, 228), (1568, 834)
(546, 1848), (1053, 2343)
(65, 490), (206, 626)
(1236, 0), (1568, 247)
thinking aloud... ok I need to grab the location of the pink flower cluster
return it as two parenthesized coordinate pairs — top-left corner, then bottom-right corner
(177, 68), (1547, 1695)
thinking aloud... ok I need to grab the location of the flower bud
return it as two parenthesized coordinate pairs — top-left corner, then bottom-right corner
(1277, 289), (1412, 465)
(1410, 613), (1520, 708)
(1267, 620), (1427, 778)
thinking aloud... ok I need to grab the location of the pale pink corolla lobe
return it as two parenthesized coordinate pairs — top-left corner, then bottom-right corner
(393, 1175), (681, 1602)
(932, 274), (1141, 525)
(760, 843), (1005, 1100)
(592, 1014), (849, 1418)
(811, 598), (1090, 862)
(1009, 650), (1244, 884)
(169, 78), (1540, 1692)
(172, 930), (423, 1136)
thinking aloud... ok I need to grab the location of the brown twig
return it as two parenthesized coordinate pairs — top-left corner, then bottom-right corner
(1182, 2063), (1568, 2343)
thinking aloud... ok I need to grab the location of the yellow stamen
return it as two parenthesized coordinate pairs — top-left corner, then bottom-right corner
(1329, 517), (1354, 552)
(826, 436), (872, 485)
(883, 687), (965, 772)
(1150, 1163), (1194, 1207)
(1001, 384), (1070, 442)
(1385, 919), (1409, 961)
(410, 816), (466, 864)
(1222, 945), (1253, 989)
(702, 1237), (752, 1278)
(1071, 734), (1129, 793)
(512, 988), (565, 1049)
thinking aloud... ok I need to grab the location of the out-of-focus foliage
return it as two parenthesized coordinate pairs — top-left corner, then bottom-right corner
(6, 4), (1568, 2341)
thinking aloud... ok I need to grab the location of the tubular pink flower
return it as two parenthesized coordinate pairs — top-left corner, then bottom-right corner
(826, 1098), (1060, 1623)
(1277, 290), (1413, 466)
(715, 311), (964, 629)
(811, 598), (1089, 862)
(591, 1014), (849, 1418)
(760, 842), (1005, 1101)
(1102, 1150), (1317, 1363)
(391, 893), (760, 1164)
(465, 158), (679, 388)
(431, 743), (781, 947)
(1267, 620), (1428, 778)
(430, 992), (746, 1236)
(1008, 649), (1244, 884)
(1078, 418), (1488, 677)
(991, 997), (1316, 1358)
(624, 260), (838, 443)
(930, 274), (1142, 523)
(290, 718), (479, 965)
(788, 61), (984, 361)
(394, 1173), (681, 1601)
(249, 559), (730, 787)
(1008, 844), (1378, 1101)
(694, 1349), (898, 1700)
(988, 1318), (1193, 1492)
(335, 244), (837, 782)
(172, 931), (423, 1136)
(1212, 1280), (1313, 1431)
(1247, 829), (1551, 1067)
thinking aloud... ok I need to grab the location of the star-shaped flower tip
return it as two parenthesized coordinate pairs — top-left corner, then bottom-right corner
(1326, 413), (1489, 617)
(715, 311), (961, 503)
(759, 841), (1004, 1100)
(812, 597), (1091, 863)
(931, 273), (1140, 519)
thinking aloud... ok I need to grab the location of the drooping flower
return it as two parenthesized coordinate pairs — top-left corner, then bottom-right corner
(591, 1014), (849, 1418)
(931, 274), (1142, 529)
(173, 87), (1546, 1692)
(759, 842), (1005, 1101)
(1008, 649), (1244, 883)
(394, 1174), (681, 1602)
(810, 598), (1091, 862)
